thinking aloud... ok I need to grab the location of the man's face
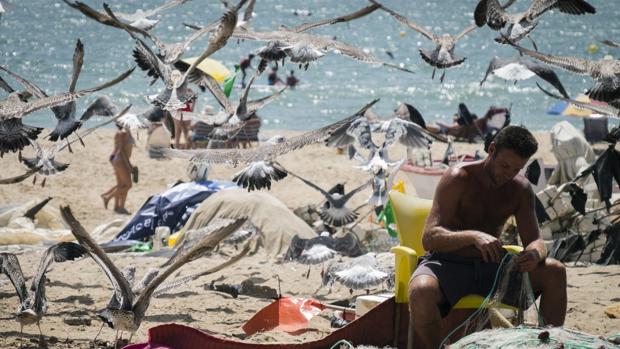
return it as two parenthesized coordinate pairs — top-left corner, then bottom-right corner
(485, 143), (529, 187)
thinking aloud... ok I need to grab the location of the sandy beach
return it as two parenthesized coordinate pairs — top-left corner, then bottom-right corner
(0, 128), (619, 348)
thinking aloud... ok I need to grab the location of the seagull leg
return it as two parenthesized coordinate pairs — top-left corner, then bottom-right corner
(37, 321), (46, 346)
(19, 324), (23, 349)
(528, 36), (538, 51)
(304, 63), (309, 71)
(305, 266), (311, 279)
(93, 322), (104, 342)
(128, 332), (134, 344)
(32, 175), (37, 186)
(440, 70), (446, 83)
(66, 139), (73, 153)
(75, 131), (85, 147)
(41, 177), (46, 188)
(431, 68), (436, 80)
(114, 329), (119, 349)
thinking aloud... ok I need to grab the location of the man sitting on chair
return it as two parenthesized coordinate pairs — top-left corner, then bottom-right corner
(409, 125), (566, 348)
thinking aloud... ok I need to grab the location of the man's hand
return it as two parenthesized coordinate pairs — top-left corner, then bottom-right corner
(513, 250), (541, 272)
(471, 232), (504, 263)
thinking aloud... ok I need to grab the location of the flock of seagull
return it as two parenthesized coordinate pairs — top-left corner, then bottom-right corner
(3, 0), (620, 347)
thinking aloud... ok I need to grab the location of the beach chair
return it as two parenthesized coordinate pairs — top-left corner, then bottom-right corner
(388, 190), (523, 307)
(230, 117), (261, 148)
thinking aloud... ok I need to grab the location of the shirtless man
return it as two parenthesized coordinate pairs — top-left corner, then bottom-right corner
(409, 125), (566, 348)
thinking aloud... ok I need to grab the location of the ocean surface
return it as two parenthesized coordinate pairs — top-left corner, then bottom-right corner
(1, 0), (619, 132)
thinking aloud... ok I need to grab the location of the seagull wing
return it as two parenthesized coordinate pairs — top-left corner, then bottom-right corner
(58, 105), (131, 153)
(289, 3), (380, 33)
(161, 147), (251, 166)
(132, 219), (246, 320)
(30, 242), (87, 314)
(523, 58), (570, 98)
(68, 39), (84, 93)
(21, 67), (135, 117)
(384, 118), (442, 148)
(247, 87), (287, 114)
(79, 95), (119, 121)
(181, 7), (238, 85)
(140, 0), (191, 19)
(60, 206), (134, 310)
(0, 66), (48, 98)
(507, 40), (592, 75)
(286, 170), (334, 201)
(369, 0), (435, 40)
(0, 253), (28, 305)
(0, 75), (15, 94)
(454, 23), (478, 41)
(602, 39), (620, 49)
(527, 0), (595, 19)
(325, 99), (381, 149)
(536, 82), (619, 117)
(310, 35), (414, 73)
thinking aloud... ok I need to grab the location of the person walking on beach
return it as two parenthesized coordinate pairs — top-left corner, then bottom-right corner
(101, 122), (135, 215)
(173, 91), (196, 149)
(286, 70), (299, 88)
(408, 125), (566, 348)
(239, 54), (254, 88)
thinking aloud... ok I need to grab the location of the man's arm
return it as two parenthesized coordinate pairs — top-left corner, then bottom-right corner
(513, 181), (547, 272)
(423, 167), (504, 262)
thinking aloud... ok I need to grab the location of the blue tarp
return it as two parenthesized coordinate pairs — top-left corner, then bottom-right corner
(114, 180), (236, 241)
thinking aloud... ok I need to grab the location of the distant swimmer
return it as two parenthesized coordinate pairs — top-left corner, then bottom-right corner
(267, 66), (284, 86)
(239, 54), (255, 88)
(286, 70), (299, 88)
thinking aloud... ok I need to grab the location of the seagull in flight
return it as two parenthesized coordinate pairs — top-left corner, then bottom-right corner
(63, 0), (192, 31)
(0, 64), (134, 155)
(286, 169), (371, 227)
(369, 0), (477, 82)
(480, 56), (570, 98)
(161, 99), (380, 191)
(474, 0), (595, 47)
(506, 39), (620, 103)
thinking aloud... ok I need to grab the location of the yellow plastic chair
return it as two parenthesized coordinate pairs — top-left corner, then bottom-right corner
(388, 190), (522, 310)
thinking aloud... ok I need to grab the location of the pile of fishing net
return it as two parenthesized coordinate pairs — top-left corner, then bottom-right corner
(448, 326), (620, 348)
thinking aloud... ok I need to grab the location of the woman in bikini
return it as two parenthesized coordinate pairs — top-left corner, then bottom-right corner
(173, 92), (196, 149)
(101, 122), (135, 214)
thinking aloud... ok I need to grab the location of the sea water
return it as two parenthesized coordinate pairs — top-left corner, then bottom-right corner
(1, 0), (619, 132)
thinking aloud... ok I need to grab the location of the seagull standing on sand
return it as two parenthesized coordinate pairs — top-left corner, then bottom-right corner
(480, 56), (570, 98)
(1, 242), (87, 347)
(60, 206), (246, 348)
(161, 99), (380, 191)
(323, 252), (394, 294)
(369, 0), (477, 82)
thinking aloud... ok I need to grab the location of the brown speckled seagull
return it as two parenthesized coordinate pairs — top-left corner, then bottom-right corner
(369, 0), (476, 82)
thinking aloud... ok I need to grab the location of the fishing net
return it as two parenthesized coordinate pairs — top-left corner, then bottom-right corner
(438, 253), (542, 347)
(448, 327), (620, 348)
(441, 253), (619, 349)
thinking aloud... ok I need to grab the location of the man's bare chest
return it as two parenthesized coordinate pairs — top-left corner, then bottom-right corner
(455, 188), (517, 234)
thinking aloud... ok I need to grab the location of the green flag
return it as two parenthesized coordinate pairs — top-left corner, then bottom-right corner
(223, 65), (240, 98)
(376, 201), (398, 238)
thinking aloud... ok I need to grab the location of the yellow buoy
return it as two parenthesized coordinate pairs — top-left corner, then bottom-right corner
(399, 30), (406, 38)
(586, 43), (599, 54)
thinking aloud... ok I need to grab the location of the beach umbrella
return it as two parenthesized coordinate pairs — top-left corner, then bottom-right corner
(180, 57), (231, 83)
(242, 297), (325, 335)
(547, 94), (609, 117)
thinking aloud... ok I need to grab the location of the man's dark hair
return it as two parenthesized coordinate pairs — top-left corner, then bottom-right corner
(492, 125), (538, 159)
